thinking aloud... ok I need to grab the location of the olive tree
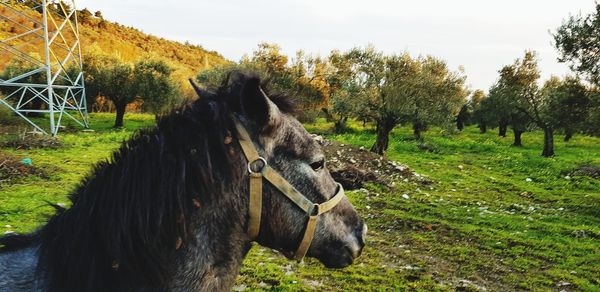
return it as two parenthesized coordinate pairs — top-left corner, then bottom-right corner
(486, 52), (541, 147)
(85, 54), (178, 128)
(554, 3), (600, 87)
(484, 83), (514, 138)
(586, 89), (600, 136)
(324, 50), (363, 132)
(546, 76), (590, 141)
(508, 52), (554, 156)
(408, 56), (467, 141)
(369, 52), (420, 154)
(554, 4), (600, 139)
(470, 90), (489, 133)
(346, 47), (466, 154)
(202, 43), (331, 119)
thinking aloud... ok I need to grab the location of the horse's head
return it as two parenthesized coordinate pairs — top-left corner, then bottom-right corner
(218, 73), (366, 268)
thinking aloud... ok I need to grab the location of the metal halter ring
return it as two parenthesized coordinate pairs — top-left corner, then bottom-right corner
(247, 157), (268, 174)
(308, 203), (320, 217)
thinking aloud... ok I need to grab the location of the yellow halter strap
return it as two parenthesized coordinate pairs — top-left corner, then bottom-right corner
(234, 119), (346, 261)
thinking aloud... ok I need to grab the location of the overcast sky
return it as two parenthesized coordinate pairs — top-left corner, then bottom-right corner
(76, 0), (596, 91)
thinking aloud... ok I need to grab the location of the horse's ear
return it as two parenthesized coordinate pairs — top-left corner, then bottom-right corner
(241, 77), (281, 130)
(188, 79), (210, 99)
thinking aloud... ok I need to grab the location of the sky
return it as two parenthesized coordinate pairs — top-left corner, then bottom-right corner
(76, 0), (596, 91)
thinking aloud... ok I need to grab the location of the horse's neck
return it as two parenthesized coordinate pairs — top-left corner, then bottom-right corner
(169, 196), (252, 291)
(169, 233), (250, 291)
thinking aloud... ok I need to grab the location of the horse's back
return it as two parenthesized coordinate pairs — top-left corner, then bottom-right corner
(0, 246), (40, 291)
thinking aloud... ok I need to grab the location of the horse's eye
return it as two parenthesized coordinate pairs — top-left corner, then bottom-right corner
(310, 159), (325, 171)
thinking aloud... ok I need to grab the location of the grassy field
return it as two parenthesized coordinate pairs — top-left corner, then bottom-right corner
(1, 113), (599, 291)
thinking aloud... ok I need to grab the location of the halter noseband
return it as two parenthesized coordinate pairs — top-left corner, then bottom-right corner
(234, 119), (346, 261)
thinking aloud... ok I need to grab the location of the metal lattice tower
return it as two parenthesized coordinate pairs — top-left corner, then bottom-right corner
(0, 0), (88, 135)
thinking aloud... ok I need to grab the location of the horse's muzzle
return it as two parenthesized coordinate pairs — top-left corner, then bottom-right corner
(320, 222), (367, 269)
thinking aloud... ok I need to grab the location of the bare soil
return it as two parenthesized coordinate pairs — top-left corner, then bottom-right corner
(0, 152), (48, 184)
(568, 164), (600, 179)
(1, 132), (62, 150)
(316, 135), (433, 190)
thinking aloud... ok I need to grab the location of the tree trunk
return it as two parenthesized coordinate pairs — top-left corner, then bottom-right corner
(334, 117), (348, 133)
(114, 103), (127, 128)
(512, 130), (523, 146)
(479, 121), (487, 134)
(457, 118), (464, 131)
(413, 121), (425, 141)
(542, 127), (554, 157)
(25, 99), (44, 117)
(370, 119), (395, 155)
(498, 120), (508, 137)
(564, 127), (574, 142)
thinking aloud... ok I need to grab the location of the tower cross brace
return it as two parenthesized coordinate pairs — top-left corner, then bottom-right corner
(0, 0), (88, 136)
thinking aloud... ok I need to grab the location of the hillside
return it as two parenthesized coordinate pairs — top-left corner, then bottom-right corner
(0, 2), (229, 86)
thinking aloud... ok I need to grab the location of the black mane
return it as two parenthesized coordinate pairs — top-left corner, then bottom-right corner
(0, 72), (295, 291)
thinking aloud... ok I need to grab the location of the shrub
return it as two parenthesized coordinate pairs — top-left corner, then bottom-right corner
(0, 105), (21, 125)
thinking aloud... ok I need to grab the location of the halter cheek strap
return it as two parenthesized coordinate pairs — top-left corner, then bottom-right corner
(234, 119), (346, 261)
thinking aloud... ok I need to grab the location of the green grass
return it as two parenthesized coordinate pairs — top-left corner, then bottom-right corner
(0, 113), (156, 231)
(1, 114), (599, 291)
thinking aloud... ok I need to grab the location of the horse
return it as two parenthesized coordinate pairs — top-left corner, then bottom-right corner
(0, 72), (367, 291)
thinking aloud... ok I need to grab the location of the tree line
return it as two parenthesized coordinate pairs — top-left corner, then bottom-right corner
(195, 4), (600, 157)
(464, 4), (600, 157)
(83, 53), (180, 128)
(1, 2), (598, 158)
(467, 51), (598, 157)
(196, 44), (468, 155)
(195, 42), (598, 158)
(0, 51), (181, 128)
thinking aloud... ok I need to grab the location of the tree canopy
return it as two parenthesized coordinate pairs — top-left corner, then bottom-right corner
(84, 54), (178, 128)
(327, 47), (467, 154)
(554, 3), (600, 85)
(545, 76), (590, 141)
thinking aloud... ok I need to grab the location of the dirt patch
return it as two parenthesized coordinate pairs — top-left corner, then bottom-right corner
(1, 132), (62, 150)
(316, 135), (432, 190)
(567, 164), (600, 179)
(0, 152), (48, 184)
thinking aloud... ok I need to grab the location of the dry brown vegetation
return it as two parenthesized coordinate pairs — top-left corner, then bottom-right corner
(0, 2), (229, 99)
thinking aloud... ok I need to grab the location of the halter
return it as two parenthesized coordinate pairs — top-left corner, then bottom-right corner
(234, 119), (346, 261)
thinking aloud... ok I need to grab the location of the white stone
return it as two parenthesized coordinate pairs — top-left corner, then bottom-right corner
(395, 165), (407, 172)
